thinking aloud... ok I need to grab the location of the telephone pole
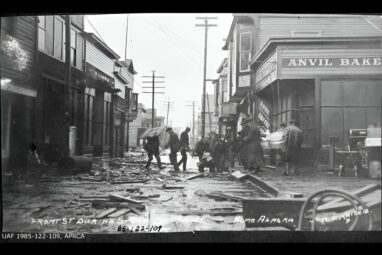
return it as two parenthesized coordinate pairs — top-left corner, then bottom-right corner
(186, 100), (197, 144)
(162, 98), (174, 127)
(142, 71), (165, 128)
(196, 16), (217, 139)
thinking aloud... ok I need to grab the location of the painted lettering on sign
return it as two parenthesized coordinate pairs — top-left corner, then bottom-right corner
(283, 57), (382, 67)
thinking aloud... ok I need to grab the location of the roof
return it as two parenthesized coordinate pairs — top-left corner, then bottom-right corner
(222, 14), (255, 50)
(250, 36), (382, 69)
(121, 59), (138, 74)
(85, 32), (120, 60)
(216, 58), (228, 73)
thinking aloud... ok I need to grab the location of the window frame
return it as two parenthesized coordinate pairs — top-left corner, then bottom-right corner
(239, 31), (252, 72)
(38, 16), (47, 51)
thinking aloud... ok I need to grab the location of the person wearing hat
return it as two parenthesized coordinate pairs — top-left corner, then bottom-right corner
(144, 136), (165, 171)
(165, 127), (181, 171)
(282, 119), (303, 176)
(275, 122), (287, 168)
(177, 127), (191, 171)
(243, 118), (265, 173)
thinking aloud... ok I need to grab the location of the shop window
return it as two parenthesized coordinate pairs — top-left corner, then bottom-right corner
(321, 107), (344, 148)
(125, 88), (131, 109)
(1, 93), (11, 154)
(321, 81), (342, 106)
(344, 107), (367, 147)
(343, 81), (366, 106)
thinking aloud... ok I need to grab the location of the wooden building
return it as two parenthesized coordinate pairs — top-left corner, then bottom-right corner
(222, 14), (382, 167)
(1, 16), (38, 170)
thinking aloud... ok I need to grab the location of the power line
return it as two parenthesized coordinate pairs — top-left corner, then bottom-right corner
(85, 16), (106, 43)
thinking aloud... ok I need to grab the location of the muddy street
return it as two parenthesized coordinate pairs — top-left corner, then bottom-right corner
(2, 150), (271, 233)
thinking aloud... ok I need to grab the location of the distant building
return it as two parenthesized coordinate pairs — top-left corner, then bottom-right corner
(129, 103), (146, 148)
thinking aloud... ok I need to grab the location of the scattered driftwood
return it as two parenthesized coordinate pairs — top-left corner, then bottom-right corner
(91, 201), (145, 211)
(107, 208), (131, 218)
(184, 173), (204, 181)
(162, 184), (185, 190)
(95, 208), (118, 219)
(110, 179), (149, 184)
(109, 193), (143, 204)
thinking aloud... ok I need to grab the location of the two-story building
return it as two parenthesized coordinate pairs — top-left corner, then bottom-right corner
(1, 16), (38, 170)
(223, 14), (382, 167)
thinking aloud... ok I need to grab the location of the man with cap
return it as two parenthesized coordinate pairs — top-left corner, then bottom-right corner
(165, 127), (181, 171)
(177, 127), (191, 171)
(282, 119), (303, 176)
(276, 122), (287, 168)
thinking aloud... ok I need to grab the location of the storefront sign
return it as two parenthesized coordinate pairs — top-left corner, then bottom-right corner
(86, 63), (114, 87)
(282, 57), (382, 67)
(257, 99), (270, 131)
(255, 51), (278, 92)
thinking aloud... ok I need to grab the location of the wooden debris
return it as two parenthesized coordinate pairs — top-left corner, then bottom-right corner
(184, 173), (204, 181)
(91, 201), (145, 211)
(156, 177), (164, 182)
(129, 208), (142, 216)
(79, 176), (103, 182)
(283, 192), (304, 198)
(162, 184), (185, 190)
(245, 174), (279, 197)
(108, 208), (131, 218)
(110, 179), (149, 184)
(125, 187), (141, 192)
(95, 208), (118, 219)
(109, 193), (143, 204)
(177, 209), (242, 216)
(231, 171), (248, 180)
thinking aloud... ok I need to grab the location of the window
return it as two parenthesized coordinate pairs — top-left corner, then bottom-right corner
(54, 17), (64, 60)
(38, 16), (46, 50)
(131, 93), (138, 112)
(70, 28), (77, 66)
(222, 78), (229, 103)
(239, 32), (251, 71)
(84, 88), (95, 146)
(125, 88), (131, 109)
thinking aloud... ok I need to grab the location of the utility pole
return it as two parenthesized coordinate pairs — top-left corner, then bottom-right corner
(196, 16), (217, 139)
(186, 100), (197, 144)
(206, 93), (212, 133)
(64, 15), (72, 157)
(163, 98), (174, 128)
(124, 14), (129, 61)
(142, 71), (165, 128)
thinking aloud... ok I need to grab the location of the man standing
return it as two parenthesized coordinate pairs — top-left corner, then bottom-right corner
(144, 136), (165, 171)
(276, 122), (287, 168)
(239, 119), (250, 170)
(165, 127), (180, 171)
(177, 127), (191, 171)
(243, 119), (265, 173)
(283, 119), (303, 176)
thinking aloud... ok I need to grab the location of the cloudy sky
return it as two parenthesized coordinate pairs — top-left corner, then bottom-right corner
(84, 13), (233, 129)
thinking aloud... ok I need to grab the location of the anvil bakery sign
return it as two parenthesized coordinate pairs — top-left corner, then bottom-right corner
(282, 57), (382, 67)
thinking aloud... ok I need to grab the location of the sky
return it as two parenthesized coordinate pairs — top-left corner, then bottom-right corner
(84, 13), (233, 129)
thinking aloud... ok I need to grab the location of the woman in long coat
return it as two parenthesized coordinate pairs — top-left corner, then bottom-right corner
(243, 121), (264, 173)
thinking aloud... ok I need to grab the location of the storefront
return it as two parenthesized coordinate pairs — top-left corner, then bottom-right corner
(251, 37), (382, 167)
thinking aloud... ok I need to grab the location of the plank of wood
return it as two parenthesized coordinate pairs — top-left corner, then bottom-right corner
(95, 208), (118, 219)
(283, 192), (304, 198)
(110, 179), (149, 184)
(91, 201), (145, 211)
(107, 208), (131, 218)
(79, 177), (103, 182)
(109, 193), (143, 204)
(245, 174), (279, 197)
(125, 187), (141, 192)
(162, 184), (185, 189)
(184, 173), (204, 181)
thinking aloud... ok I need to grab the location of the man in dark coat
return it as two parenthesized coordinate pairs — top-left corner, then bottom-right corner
(243, 119), (265, 173)
(165, 127), (180, 171)
(239, 119), (250, 170)
(283, 119), (303, 176)
(177, 127), (191, 171)
(144, 136), (165, 170)
(193, 138), (215, 173)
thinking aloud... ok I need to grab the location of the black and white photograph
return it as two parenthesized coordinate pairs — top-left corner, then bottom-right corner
(1, 12), (381, 242)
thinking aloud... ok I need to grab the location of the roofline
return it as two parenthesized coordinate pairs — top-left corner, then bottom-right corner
(216, 58), (228, 73)
(250, 36), (382, 68)
(85, 32), (120, 60)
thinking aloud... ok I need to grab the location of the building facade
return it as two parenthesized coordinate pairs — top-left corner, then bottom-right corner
(222, 14), (382, 167)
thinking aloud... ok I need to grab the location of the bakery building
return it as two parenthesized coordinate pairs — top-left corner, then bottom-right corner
(251, 36), (382, 166)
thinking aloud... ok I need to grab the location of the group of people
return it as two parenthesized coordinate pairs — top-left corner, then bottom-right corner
(143, 118), (303, 176)
(143, 127), (191, 172)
